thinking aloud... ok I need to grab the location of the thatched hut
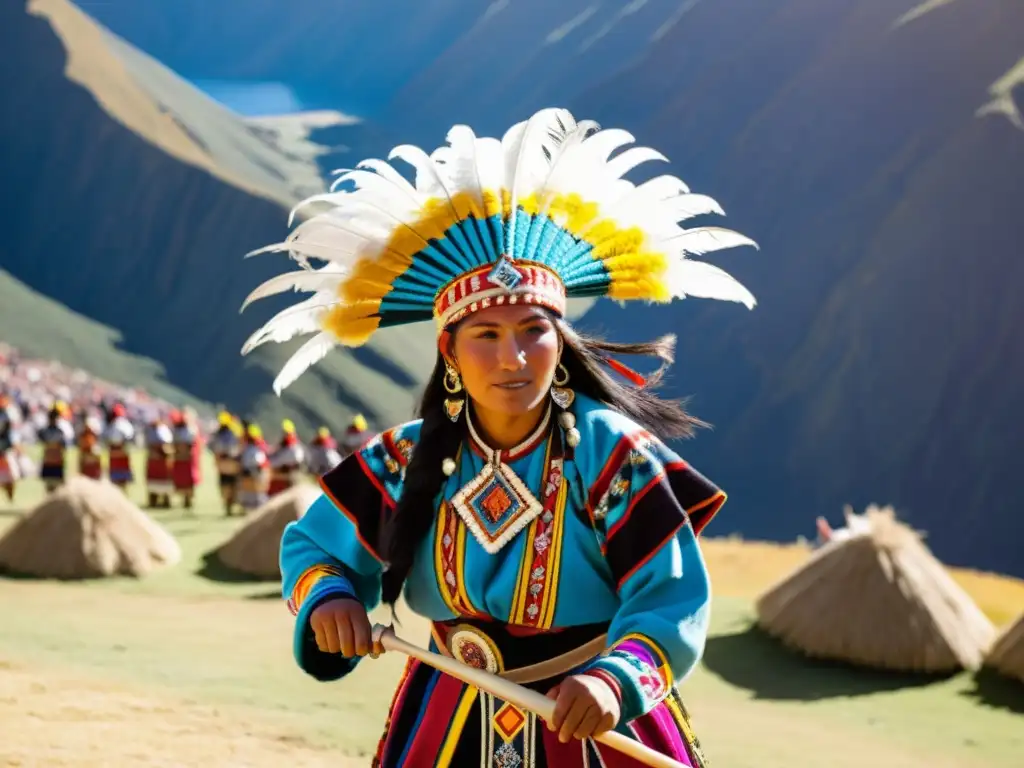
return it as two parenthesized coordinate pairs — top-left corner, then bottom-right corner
(755, 505), (996, 673)
(984, 613), (1024, 684)
(211, 484), (319, 579)
(0, 476), (180, 579)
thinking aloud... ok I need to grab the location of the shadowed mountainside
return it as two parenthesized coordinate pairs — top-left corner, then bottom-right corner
(0, 0), (435, 437)
(6, 0), (1024, 575)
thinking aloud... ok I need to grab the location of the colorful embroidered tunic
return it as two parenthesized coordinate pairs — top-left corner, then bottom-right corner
(281, 394), (723, 767)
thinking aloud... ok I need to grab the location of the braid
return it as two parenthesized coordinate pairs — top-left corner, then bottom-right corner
(380, 356), (464, 605)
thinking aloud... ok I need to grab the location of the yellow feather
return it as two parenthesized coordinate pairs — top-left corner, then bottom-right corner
(591, 230), (647, 260)
(608, 279), (673, 302)
(482, 190), (503, 219)
(602, 251), (669, 273)
(322, 300), (383, 347)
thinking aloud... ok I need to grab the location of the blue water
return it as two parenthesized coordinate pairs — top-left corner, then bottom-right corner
(192, 79), (309, 116)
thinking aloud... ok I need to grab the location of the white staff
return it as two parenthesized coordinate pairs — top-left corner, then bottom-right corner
(372, 624), (687, 768)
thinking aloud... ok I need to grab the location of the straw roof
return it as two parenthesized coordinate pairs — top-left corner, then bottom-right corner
(213, 484), (319, 578)
(0, 477), (180, 578)
(755, 504), (996, 673)
(984, 613), (1024, 683)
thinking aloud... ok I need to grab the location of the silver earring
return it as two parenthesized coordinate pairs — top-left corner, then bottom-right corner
(550, 362), (575, 410)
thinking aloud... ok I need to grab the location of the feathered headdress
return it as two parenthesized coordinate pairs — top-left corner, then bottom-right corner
(242, 107), (757, 394)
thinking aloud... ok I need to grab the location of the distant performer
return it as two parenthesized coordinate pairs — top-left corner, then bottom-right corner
(0, 402), (22, 502)
(238, 423), (270, 512)
(339, 413), (371, 459)
(268, 419), (305, 497)
(77, 414), (104, 480)
(171, 408), (202, 509)
(37, 401), (74, 493)
(145, 415), (174, 508)
(209, 411), (242, 515)
(103, 403), (135, 490)
(306, 426), (342, 478)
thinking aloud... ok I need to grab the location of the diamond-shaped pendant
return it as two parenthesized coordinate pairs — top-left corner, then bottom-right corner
(450, 462), (543, 554)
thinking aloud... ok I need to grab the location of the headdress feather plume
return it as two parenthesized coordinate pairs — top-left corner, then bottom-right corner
(242, 107), (758, 394)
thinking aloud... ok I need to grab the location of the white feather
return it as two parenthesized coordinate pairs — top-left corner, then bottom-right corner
(580, 128), (636, 163)
(240, 267), (346, 312)
(604, 146), (668, 180)
(503, 109), (568, 252)
(660, 226), (759, 257)
(667, 259), (757, 309)
(273, 332), (337, 394)
(473, 137), (505, 196)
(432, 125), (483, 205)
(355, 158), (422, 199)
(662, 193), (725, 221)
(241, 293), (335, 355)
(388, 145), (459, 211)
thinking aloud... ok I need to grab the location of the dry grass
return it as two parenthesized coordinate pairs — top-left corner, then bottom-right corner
(700, 536), (1024, 627)
(0, 477), (180, 579)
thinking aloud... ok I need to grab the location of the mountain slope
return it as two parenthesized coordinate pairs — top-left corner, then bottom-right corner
(0, 0), (435, 436)
(10, 0), (1024, 576)
(0, 269), (207, 409)
(570, 0), (1024, 577)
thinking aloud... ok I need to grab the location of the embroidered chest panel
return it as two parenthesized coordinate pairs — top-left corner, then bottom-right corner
(434, 436), (567, 629)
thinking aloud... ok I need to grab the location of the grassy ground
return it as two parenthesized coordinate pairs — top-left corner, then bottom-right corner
(0, 451), (1021, 767)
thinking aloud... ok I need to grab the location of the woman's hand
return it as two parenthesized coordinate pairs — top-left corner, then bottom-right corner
(309, 597), (383, 658)
(544, 674), (621, 743)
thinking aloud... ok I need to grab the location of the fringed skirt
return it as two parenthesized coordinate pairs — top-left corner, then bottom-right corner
(372, 621), (709, 768)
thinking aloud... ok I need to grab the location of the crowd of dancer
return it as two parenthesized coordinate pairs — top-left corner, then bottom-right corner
(0, 343), (374, 512)
(205, 411), (372, 516)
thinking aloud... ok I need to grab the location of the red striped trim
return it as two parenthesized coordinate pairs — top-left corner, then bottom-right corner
(317, 475), (386, 564)
(689, 490), (726, 536)
(353, 450), (395, 510)
(615, 521), (685, 592)
(602, 471), (665, 549)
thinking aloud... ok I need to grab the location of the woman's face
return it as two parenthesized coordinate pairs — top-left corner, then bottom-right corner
(449, 305), (561, 418)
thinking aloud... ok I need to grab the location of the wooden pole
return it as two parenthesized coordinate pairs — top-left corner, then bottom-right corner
(372, 624), (686, 768)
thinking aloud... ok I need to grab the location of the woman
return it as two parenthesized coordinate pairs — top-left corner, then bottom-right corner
(209, 411), (242, 515)
(237, 423), (271, 512)
(145, 415), (174, 508)
(268, 419), (306, 496)
(306, 426), (342, 478)
(243, 108), (757, 766)
(104, 403), (135, 490)
(77, 414), (104, 480)
(37, 401), (73, 493)
(0, 401), (21, 502)
(170, 408), (202, 509)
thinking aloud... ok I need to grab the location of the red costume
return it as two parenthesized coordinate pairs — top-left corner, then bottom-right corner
(145, 418), (174, 507)
(268, 419), (305, 496)
(170, 410), (203, 498)
(77, 417), (103, 480)
(104, 404), (135, 486)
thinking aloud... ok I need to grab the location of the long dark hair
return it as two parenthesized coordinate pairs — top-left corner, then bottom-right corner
(378, 315), (706, 605)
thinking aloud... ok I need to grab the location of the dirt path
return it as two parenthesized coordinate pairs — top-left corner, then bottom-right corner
(0, 660), (359, 768)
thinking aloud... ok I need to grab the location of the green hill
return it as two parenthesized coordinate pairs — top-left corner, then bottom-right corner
(0, 268), (207, 410)
(0, 0), (436, 436)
